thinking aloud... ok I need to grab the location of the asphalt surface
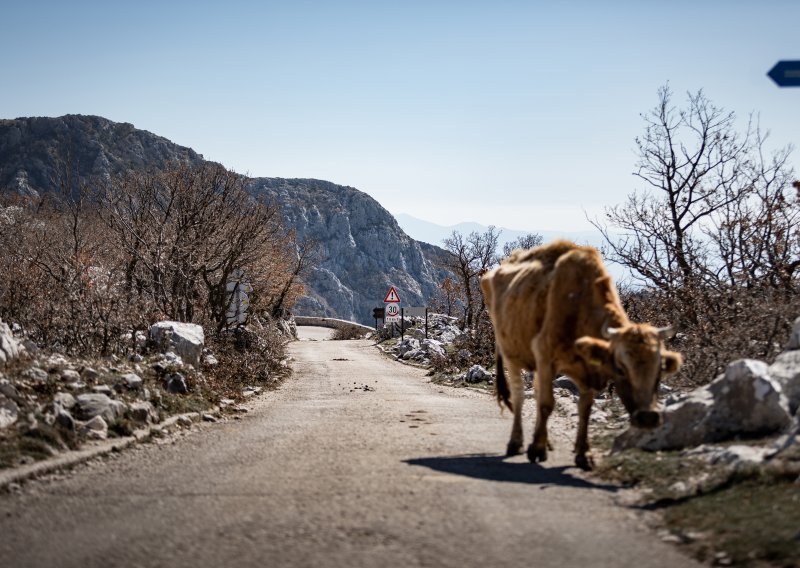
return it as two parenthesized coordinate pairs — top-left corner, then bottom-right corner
(0, 327), (699, 567)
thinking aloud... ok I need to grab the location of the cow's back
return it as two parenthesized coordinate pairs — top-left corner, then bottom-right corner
(481, 240), (580, 369)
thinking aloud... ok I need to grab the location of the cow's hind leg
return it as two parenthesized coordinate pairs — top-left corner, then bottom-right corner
(574, 389), (595, 471)
(528, 364), (554, 463)
(503, 360), (525, 456)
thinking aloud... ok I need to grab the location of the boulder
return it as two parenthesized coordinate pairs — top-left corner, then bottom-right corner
(74, 394), (127, 426)
(0, 393), (19, 429)
(421, 339), (445, 358)
(81, 415), (108, 440)
(119, 372), (144, 391)
(60, 369), (81, 382)
(614, 359), (792, 452)
(464, 365), (492, 383)
(395, 338), (420, 358)
(128, 401), (157, 425)
(164, 372), (188, 394)
(770, 350), (800, 415)
(21, 366), (48, 383)
(53, 392), (76, 409)
(0, 319), (23, 366)
(149, 321), (204, 367)
(54, 406), (75, 432)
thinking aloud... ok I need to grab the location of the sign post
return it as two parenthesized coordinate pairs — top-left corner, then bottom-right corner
(384, 286), (401, 337)
(768, 61), (800, 87)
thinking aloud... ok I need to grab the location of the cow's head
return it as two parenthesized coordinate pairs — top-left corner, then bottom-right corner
(575, 323), (682, 429)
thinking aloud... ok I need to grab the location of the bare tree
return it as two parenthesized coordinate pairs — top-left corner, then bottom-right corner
(442, 226), (500, 329)
(502, 233), (544, 259)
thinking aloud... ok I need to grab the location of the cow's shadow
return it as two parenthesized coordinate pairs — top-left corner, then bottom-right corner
(404, 454), (618, 492)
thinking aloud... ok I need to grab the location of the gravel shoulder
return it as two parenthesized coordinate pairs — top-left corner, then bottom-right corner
(0, 328), (699, 568)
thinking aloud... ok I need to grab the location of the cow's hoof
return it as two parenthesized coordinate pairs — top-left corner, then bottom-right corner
(575, 454), (594, 471)
(506, 440), (523, 457)
(527, 444), (547, 463)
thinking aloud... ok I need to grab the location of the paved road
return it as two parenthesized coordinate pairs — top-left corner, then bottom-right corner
(0, 328), (698, 567)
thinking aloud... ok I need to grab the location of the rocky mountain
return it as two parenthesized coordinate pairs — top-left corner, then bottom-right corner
(0, 115), (204, 197)
(249, 178), (448, 323)
(0, 115), (447, 325)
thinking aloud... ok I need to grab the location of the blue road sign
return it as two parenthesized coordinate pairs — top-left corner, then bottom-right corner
(768, 61), (800, 87)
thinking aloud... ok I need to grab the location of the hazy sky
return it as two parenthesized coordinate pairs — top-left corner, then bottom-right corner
(2, 1), (798, 231)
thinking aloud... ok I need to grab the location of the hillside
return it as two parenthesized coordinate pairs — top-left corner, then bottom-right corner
(0, 115), (447, 325)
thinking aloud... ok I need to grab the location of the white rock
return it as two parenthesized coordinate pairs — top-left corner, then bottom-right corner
(787, 316), (800, 350)
(464, 364), (492, 383)
(0, 320), (23, 367)
(0, 393), (19, 429)
(75, 394), (127, 426)
(149, 321), (204, 368)
(614, 359), (791, 452)
(769, 350), (800, 415)
(82, 415), (108, 440)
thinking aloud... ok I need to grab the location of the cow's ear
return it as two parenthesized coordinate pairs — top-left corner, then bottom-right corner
(575, 337), (612, 369)
(661, 350), (683, 375)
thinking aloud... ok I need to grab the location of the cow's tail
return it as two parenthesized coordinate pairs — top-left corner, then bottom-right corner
(496, 352), (513, 412)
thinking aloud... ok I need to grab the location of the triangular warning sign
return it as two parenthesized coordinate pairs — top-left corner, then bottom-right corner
(383, 286), (401, 303)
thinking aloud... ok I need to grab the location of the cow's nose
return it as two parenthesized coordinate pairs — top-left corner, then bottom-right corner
(631, 410), (661, 429)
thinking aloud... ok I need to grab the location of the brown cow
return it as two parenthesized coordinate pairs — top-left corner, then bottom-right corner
(480, 240), (682, 470)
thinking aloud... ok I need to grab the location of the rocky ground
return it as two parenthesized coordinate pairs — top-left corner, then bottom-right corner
(0, 320), (288, 473)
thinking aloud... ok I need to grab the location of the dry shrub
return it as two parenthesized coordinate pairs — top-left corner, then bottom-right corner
(205, 324), (289, 399)
(331, 325), (368, 340)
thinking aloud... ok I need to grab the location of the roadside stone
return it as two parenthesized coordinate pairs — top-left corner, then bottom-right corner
(22, 366), (49, 383)
(149, 321), (204, 368)
(53, 392), (76, 409)
(769, 350), (800, 415)
(202, 413), (218, 422)
(242, 386), (262, 397)
(92, 385), (114, 396)
(0, 319), (23, 366)
(75, 393), (127, 426)
(65, 381), (87, 391)
(202, 352), (219, 367)
(128, 401), (157, 425)
(60, 369), (81, 382)
(614, 359), (791, 452)
(164, 372), (188, 394)
(81, 415), (108, 440)
(464, 364), (492, 383)
(554, 376), (580, 395)
(421, 339), (445, 358)
(0, 379), (21, 402)
(54, 406), (75, 432)
(81, 366), (100, 381)
(0, 393), (19, 429)
(395, 338), (420, 358)
(119, 372), (144, 391)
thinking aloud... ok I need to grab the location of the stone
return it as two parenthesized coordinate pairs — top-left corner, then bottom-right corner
(464, 364), (492, 383)
(395, 338), (420, 358)
(81, 367), (100, 381)
(92, 385), (114, 396)
(686, 444), (772, 467)
(202, 353), (219, 367)
(149, 321), (204, 368)
(60, 369), (81, 382)
(22, 366), (48, 383)
(554, 376), (580, 395)
(769, 350), (800, 415)
(81, 415), (108, 440)
(787, 316), (800, 350)
(0, 319), (23, 366)
(75, 393), (127, 426)
(0, 393), (19, 429)
(421, 339), (445, 358)
(164, 372), (188, 394)
(55, 407), (75, 432)
(614, 359), (792, 452)
(128, 401), (157, 425)
(119, 372), (144, 391)
(0, 378), (20, 402)
(53, 392), (76, 409)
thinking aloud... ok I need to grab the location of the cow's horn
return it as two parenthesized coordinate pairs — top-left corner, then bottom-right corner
(657, 325), (676, 339)
(601, 320), (620, 339)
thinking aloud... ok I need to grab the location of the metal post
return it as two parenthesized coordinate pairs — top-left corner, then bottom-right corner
(425, 308), (429, 339)
(401, 308), (404, 340)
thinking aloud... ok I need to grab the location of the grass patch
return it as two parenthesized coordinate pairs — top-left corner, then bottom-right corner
(662, 480), (800, 566)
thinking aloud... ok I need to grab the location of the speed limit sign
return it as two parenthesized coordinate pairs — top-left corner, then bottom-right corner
(386, 304), (400, 317)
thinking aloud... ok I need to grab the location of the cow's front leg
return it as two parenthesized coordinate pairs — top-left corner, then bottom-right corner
(528, 367), (554, 463)
(505, 361), (525, 456)
(574, 389), (595, 471)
